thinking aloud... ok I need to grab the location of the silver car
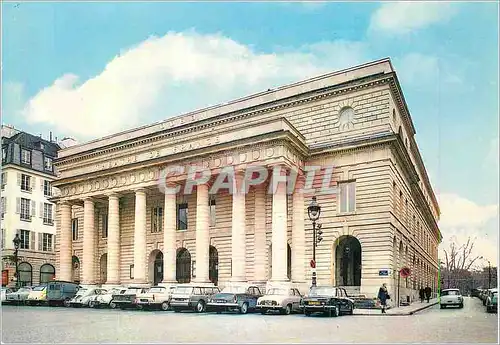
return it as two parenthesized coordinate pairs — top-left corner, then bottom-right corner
(5, 287), (33, 304)
(256, 286), (303, 315)
(170, 285), (220, 313)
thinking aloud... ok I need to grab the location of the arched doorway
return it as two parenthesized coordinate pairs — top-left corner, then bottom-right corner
(18, 262), (32, 287)
(39, 264), (55, 283)
(209, 246), (219, 285)
(72, 256), (80, 284)
(335, 236), (362, 286)
(148, 250), (164, 286)
(176, 248), (191, 283)
(100, 254), (107, 284)
(266, 243), (292, 280)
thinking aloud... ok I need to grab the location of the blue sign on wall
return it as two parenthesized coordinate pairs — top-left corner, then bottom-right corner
(379, 269), (389, 276)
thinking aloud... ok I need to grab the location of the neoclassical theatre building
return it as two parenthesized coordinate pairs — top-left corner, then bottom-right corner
(52, 58), (441, 300)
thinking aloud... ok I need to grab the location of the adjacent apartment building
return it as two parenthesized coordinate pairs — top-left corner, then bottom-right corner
(1, 125), (60, 287)
(51, 58), (441, 300)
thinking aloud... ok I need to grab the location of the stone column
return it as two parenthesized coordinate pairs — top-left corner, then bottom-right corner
(195, 183), (210, 283)
(106, 193), (120, 285)
(59, 201), (72, 282)
(271, 165), (289, 282)
(133, 188), (147, 284)
(230, 170), (246, 282)
(82, 198), (96, 285)
(162, 183), (177, 283)
(253, 183), (267, 282)
(291, 174), (306, 283)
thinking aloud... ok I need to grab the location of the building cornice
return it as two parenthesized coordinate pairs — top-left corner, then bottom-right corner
(1, 163), (58, 180)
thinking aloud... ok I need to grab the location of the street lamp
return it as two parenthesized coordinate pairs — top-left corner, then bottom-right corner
(12, 234), (21, 289)
(307, 196), (322, 287)
(488, 260), (492, 290)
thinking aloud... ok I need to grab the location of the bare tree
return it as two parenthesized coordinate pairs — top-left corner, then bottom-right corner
(442, 236), (482, 271)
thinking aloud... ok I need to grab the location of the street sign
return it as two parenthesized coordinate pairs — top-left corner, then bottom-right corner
(379, 269), (389, 276)
(400, 267), (411, 278)
(310, 260), (316, 268)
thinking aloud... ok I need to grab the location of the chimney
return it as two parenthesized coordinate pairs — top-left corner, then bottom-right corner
(50, 131), (53, 142)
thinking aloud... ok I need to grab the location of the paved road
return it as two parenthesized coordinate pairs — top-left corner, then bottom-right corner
(1, 297), (497, 343)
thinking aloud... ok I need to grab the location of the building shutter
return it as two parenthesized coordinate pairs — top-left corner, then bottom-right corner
(1, 197), (4, 214)
(40, 202), (44, 218)
(30, 231), (35, 250)
(41, 179), (45, 192)
(53, 234), (56, 251)
(16, 198), (20, 214)
(17, 173), (21, 186)
(32, 177), (36, 191)
(3, 172), (6, 185)
(38, 233), (43, 251)
(31, 200), (36, 218)
(4, 198), (6, 214)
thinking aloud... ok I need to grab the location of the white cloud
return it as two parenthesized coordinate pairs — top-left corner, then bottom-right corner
(369, 2), (459, 35)
(19, 31), (367, 140)
(438, 193), (499, 266)
(1, 81), (26, 122)
(485, 137), (499, 174)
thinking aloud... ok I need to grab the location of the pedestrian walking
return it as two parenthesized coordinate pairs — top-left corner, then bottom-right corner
(377, 283), (390, 314)
(419, 288), (425, 303)
(424, 286), (432, 303)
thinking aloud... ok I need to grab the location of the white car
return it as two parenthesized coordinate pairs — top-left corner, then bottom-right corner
(69, 287), (107, 307)
(26, 285), (48, 306)
(1, 287), (14, 303)
(256, 286), (303, 315)
(6, 287), (33, 304)
(89, 287), (127, 309)
(135, 285), (177, 311)
(440, 288), (463, 309)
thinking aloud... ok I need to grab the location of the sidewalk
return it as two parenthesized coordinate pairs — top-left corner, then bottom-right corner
(353, 298), (439, 316)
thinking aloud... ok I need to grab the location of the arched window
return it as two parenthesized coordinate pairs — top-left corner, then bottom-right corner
(39, 264), (55, 283)
(18, 262), (32, 287)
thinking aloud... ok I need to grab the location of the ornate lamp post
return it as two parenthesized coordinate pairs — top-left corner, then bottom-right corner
(12, 234), (21, 290)
(307, 196), (322, 287)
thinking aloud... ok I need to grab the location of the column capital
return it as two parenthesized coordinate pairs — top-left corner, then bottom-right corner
(105, 192), (122, 198)
(59, 200), (72, 207)
(134, 187), (148, 194)
(83, 197), (96, 203)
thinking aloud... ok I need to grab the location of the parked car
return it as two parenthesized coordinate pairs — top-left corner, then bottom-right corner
(206, 284), (263, 314)
(5, 286), (33, 304)
(440, 288), (463, 309)
(301, 286), (355, 317)
(170, 285), (220, 313)
(45, 280), (81, 307)
(26, 285), (48, 306)
(111, 286), (149, 310)
(69, 287), (107, 308)
(1, 287), (14, 303)
(485, 288), (498, 313)
(256, 286), (303, 315)
(89, 287), (127, 309)
(135, 285), (177, 311)
(482, 289), (494, 306)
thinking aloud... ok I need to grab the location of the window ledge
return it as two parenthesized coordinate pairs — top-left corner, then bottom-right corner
(20, 216), (32, 222)
(336, 211), (357, 216)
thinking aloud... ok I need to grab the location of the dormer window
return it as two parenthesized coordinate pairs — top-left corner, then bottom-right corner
(21, 149), (31, 165)
(44, 157), (53, 171)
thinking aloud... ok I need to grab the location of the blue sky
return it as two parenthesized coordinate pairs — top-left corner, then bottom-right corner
(2, 1), (499, 265)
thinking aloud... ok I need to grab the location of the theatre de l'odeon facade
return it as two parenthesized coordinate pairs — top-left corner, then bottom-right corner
(51, 59), (441, 299)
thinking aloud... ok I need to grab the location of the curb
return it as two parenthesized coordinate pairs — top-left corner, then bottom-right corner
(407, 301), (439, 315)
(353, 301), (439, 316)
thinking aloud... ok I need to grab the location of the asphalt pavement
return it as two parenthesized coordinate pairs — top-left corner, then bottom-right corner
(1, 297), (497, 343)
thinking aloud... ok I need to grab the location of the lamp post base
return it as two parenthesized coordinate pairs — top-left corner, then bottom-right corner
(311, 272), (317, 287)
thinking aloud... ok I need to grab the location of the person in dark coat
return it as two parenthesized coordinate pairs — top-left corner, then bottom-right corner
(424, 286), (432, 303)
(377, 283), (390, 314)
(419, 288), (425, 303)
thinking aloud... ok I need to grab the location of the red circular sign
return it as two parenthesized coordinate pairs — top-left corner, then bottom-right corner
(310, 260), (316, 268)
(400, 267), (411, 278)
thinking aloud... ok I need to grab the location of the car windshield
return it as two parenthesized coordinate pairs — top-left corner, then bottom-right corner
(174, 286), (193, 295)
(308, 287), (335, 296)
(76, 288), (88, 296)
(32, 286), (46, 291)
(442, 290), (460, 296)
(16, 288), (31, 293)
(221, 286), (247, 294)
(148, 287), (165, 293)
(267, 288), (287, 295)
(125, 288), (141, 294)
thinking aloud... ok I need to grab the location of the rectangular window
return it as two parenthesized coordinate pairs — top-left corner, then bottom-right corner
(72, 218), (79, 241)
(43, 203), (53, 225)
(20, 198), (31, 221)
(209, 196), (216, 227)
(151, 206), (163, 233)
(2, 147), (6, 162)
(339, 181), (356, 213)
(43, 180), (52, 197)
(1, 229), (5, 248)
(1, 197), (5, 219)
(21, 174), (31, 192)
(44, 157), (53, 171)
(102, 214), (108, 238)
(1, 172), (6, 190)
(20, 230), (30, 249)
(42, 233), (53, 252)
(21, 149), (31, 165)
(177, 203), (188, 230)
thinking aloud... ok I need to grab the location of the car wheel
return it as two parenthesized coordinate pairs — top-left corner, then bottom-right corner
(63, 298), (71, 308)
(332, 306), (339, 317)
(195, 300), (205, 313)
(161, 302), (169, 311)
(239, 302), (249, 314)
(304, 309), (311, 316)
(260, 310), (267, 315)
(347, 305), (354, 315)
(173, 308), (181, 313)
(89, 300), (95, 308)
(283, 304), (291, 315)
(459, 303), (463, 309)
(109, 301), (117, 309)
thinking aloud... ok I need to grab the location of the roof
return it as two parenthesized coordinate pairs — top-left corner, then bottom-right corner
(5, 131), (60, 156)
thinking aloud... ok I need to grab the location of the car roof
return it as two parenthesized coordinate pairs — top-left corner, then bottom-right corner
(442, 288), (460, 291)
